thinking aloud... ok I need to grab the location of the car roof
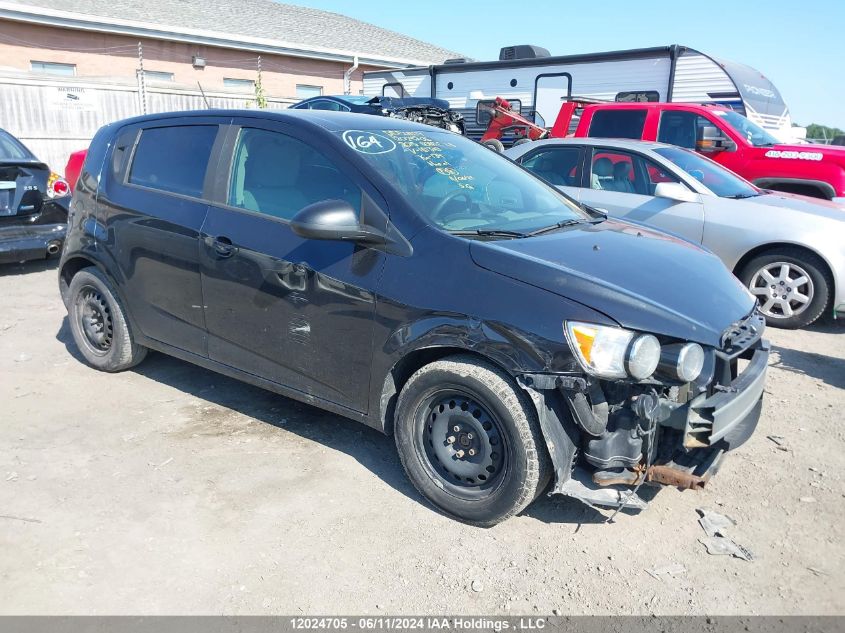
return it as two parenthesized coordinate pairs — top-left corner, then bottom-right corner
(513, 137), (675, 152)
(107, 108), (437, 133)
(583, 102), (730, 112)
(301, 95), (373, 104)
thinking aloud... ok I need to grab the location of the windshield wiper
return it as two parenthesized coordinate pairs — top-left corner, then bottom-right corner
(725, 192), (760, 199)
(526, 217), (601, 237)
(450, 228), (528, 239)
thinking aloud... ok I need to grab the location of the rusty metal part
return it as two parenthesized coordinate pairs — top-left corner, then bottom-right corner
(646, 464), (709, 490)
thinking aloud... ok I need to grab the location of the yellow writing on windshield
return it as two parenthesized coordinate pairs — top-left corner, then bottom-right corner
(385, 130), (476, 190)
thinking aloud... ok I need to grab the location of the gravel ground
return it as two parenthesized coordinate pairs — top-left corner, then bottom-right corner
(1, 260), (843, 615)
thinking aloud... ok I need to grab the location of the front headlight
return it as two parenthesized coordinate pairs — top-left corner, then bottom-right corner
(565, 321), (660, 380)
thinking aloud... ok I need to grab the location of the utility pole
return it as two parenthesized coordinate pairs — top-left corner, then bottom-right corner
(137, 41), (147, 115)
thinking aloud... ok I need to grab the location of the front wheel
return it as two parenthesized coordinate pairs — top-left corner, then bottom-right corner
(394, 355), (550, 526)
(740, 248), (831, 329)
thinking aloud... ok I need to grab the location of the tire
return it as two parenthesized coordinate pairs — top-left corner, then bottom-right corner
(394, 354), (550, 526)
(481, 139), (505, 153)
(739, 248), (832, 329)
(67, 267), (147, 371)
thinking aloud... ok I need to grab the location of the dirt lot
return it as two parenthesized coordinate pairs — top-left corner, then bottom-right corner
(1, 260), (843, 616)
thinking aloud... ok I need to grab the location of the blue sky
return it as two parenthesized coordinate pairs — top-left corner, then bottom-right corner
(293, 0), (844, 130)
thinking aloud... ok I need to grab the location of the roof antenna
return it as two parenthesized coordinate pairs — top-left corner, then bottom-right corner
(197, 81), (210, 109)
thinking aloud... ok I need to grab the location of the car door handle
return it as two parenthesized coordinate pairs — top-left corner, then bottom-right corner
(210, 235), (238, 258)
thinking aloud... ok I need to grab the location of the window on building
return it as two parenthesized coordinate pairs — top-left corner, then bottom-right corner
(143, 71), (174, 82)
(296, 84), (323, 99)
(30, 61), (76, 76)
(588, 110), (648, 140)
(224, 78), (255, 91)
(128, 125), (218, 198)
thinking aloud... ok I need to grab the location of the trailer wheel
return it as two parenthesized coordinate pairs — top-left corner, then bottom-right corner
(481, 139), (504, 153)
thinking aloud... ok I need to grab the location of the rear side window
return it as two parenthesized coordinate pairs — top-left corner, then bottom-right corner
(588, 110), (647, 140)
(0, 129), (33, 161)
(128, 125), (217, 197)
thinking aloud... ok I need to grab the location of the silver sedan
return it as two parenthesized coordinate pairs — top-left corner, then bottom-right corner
(505, 138), (845, 329)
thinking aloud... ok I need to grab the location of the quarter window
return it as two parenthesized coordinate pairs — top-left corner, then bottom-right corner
(589, 148), (680, 196)
(228, 128), (361, 221)
(588, 110), (647, 140)
(520, 147), (582, 186)
(128, 125), (218, 198)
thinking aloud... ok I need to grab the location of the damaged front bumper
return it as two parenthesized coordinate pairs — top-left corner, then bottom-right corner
(520, 333), (769, 512)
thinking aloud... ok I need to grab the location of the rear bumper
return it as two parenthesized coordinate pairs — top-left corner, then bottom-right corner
(0, 223), (66, 264)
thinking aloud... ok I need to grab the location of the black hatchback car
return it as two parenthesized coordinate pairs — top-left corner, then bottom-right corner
(60, 110), (768, 525)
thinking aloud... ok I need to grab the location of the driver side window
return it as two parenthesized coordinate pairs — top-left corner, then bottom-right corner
(589, 148), (680, 196)
(228, 128), (361, 221)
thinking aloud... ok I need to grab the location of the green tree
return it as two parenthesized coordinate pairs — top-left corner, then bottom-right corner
(803, 123), (845, 142)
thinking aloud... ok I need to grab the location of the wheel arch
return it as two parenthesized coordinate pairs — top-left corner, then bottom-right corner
(752, 177), (835, 200)
(733, 242), (836, 301)
(59, 255), (100, 307)
(377, 345), (520, 436)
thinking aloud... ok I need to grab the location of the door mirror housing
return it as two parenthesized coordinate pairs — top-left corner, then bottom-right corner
(697, 125), (737, 153)
(654, 182), (699, 203)
(290, 199), (386, 244)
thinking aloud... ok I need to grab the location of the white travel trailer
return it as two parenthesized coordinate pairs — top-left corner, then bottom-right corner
(363, 44), (798, 141)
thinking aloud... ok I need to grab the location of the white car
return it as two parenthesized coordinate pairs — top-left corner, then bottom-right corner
(505, 138), (845, 329)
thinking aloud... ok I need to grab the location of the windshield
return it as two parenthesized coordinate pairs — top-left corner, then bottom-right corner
(715, 110), (779, 147)
(338, 129), (586, 234)
(0, 129), (34, 161)
(655, 146), (760, 198)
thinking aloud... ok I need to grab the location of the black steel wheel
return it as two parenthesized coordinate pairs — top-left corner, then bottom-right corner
(67, 267), (147, 371)
(74, 285), (114, 356)
(419, 390), (511, 499)
(395, 355), (550, 526)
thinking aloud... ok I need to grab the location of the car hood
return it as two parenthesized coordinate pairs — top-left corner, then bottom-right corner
(747, 190), (845, 217)
(469, 219), (755, 347)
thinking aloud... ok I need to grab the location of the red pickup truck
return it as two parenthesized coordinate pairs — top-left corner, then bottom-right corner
(554, 102), (845, 203)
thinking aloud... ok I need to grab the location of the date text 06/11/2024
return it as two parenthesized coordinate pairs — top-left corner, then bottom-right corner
(289, 617), (550, 630)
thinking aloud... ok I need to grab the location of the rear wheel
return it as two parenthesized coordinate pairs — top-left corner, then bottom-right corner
(67, 267), (147, 371)
(394, 355), (550, 526)
(740, 248), (831, 329)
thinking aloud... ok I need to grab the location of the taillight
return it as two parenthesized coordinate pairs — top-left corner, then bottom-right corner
(47, 172), (70, 198)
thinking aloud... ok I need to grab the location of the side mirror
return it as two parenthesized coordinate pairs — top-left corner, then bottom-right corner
(654, 182), (699, 203)
(290, 199), (387, 244)
(697, 125), (737, 153)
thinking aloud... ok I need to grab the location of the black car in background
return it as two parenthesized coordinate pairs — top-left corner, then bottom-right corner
(0, 128), (71, 264)
(59, 110), (768, 525)
(291, 95), (465, 134)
